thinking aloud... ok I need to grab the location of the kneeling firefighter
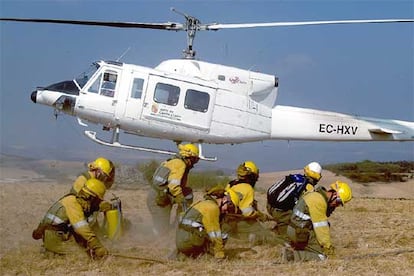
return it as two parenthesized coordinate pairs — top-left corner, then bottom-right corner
(283, 181), (352, 262)
(175, 186), (237, 259)
(32, 179), (109, 259)
(223, 161), (275, 245)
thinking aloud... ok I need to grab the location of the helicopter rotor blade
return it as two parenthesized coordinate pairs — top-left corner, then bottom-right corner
(2, 17), (412, 31)
(0, 18), (185, 30)
(206, 18), (414, 30)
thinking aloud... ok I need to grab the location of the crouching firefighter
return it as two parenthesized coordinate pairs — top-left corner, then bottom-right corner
(222, 161), (274, 246)
(282, 181), (352, 262)
(174, 186), (236, 259)
(267, 161), (323, 240)
(32, 179), (109, 259)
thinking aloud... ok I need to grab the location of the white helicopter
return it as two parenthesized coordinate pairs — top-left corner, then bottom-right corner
(1, 10), (413, 161)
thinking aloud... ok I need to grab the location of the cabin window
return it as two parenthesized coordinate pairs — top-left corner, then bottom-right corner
(184, 89), (210, 113)
(154, 83), (180, 106)
(131, 78), (144, 99)
(100, 72), (117, 97)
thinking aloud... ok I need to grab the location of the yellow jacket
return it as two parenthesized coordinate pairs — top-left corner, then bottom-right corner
(164, 158), (190, 197)
(228, 183), (257, 217)
(302, 190), (331, 249)
(181, 199), (224, 258)
(42, 195), (104, 250)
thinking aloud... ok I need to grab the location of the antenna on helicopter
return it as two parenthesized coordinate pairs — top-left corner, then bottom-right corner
(116, 46), (131, 62)
(171, 7), (201, 59)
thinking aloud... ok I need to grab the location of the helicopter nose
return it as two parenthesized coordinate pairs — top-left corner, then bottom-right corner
(31, 91), (37, 103)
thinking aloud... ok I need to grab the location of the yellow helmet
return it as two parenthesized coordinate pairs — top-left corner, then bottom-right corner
(88, 157), (114, 176)
(237, 161), (259, 178)
(304, 162), (322, 182)
(81, 178), (106, 200)
(178, 143), (199, 158)
(225, 187), (240, 207)
(330, 181), (352, 204)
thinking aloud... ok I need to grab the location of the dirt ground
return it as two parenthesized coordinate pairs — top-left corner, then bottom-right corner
(0, 160), (413, 275)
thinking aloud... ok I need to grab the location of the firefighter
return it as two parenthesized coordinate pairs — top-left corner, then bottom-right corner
(174, 186), (237, 259)
(32, 179), (109, 259)
(71, 157), (116, 230)
(282, 181), (352, 262)
(223, 161), (274, 245)
(267, 161), (323, 240)
(147, 143), (200, 236)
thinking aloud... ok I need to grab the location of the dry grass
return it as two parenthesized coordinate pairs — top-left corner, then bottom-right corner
(1, 164), (414, 275)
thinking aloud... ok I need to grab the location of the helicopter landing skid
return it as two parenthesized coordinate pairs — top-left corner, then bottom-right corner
(84, 130), (217, 161)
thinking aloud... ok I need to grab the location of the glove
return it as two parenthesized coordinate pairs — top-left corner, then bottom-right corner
(32, 223), (45, 240)
(93, 246), (109, 259)
(252, 199), (258, 210)
(257, 211), (270, 222)
(323, 245), (336, 258)
(174, 193), (184, 205)
(99, 201), (113, 212)
(88, 238), (108, 259)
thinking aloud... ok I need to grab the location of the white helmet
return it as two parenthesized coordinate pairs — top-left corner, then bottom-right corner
(304, 162), (322, 181)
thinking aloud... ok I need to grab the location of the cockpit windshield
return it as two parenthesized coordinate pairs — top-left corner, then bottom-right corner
(75, 62), (100, 89)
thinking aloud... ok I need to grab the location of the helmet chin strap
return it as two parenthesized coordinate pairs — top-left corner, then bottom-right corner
(305, 176), (318, 186)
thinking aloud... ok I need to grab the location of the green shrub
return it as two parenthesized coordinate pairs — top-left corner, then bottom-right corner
(137, 160), (230, 190)
(324, 160), (413, 183)
(188, 171), (231, 191)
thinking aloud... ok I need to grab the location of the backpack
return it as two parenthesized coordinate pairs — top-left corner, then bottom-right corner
(151, 163), (171, 190)
(267, 174), (307, 211)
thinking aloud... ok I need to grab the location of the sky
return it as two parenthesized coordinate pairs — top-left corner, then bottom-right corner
(0, 0), (413, 173)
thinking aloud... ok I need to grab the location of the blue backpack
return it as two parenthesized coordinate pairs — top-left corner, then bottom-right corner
(267, 174), (307, 211)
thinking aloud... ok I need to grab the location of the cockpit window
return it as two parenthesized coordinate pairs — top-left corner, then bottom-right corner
(75, 62), (100, 89)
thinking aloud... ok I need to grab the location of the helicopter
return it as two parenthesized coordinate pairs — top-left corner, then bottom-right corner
(1, 9), (413, 161)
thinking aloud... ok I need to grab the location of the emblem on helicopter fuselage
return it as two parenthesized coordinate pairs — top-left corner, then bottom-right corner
(229, 76), (247, 84)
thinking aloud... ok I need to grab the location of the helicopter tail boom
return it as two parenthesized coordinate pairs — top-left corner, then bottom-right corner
(270, 105), (414, 141)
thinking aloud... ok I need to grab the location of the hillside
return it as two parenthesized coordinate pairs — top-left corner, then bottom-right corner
(1, 157), (413, 275)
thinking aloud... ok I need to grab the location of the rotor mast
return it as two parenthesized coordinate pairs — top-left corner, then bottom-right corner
(172, 8), (201, 59)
